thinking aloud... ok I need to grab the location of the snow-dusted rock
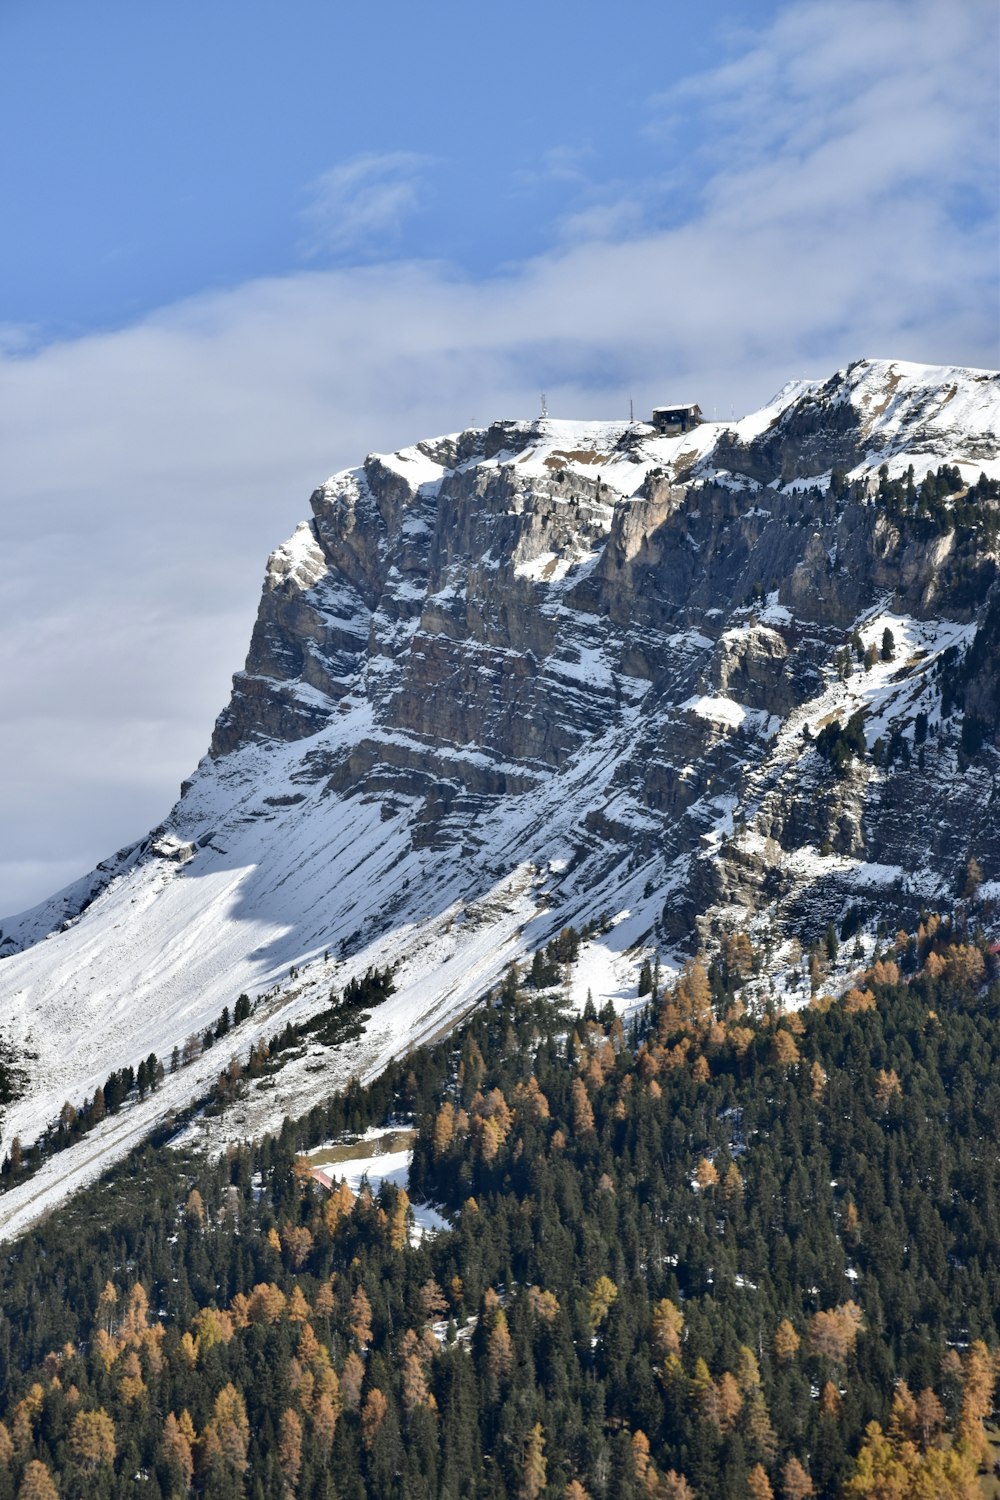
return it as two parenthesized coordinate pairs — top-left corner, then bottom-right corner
(1, 357), (999, 1215)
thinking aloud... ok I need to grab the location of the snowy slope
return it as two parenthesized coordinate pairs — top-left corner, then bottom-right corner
(1, 356), (998, 1237)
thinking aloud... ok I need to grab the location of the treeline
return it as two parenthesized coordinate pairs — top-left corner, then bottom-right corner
(0, 992), (251, 1190)
(0, 963), (398, 1194)
(872, 462), (1000, 543)
(0, 924), (997, 1496)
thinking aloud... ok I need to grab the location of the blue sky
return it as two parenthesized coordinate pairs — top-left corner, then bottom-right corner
(1, 0), (998, 915)
(2, 0), (761, 337)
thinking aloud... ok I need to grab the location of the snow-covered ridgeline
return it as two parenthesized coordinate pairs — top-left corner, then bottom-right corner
(0, 356), (998, 1236)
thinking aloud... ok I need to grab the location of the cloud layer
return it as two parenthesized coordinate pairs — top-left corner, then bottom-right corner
(1, 0), (996, 916)
(301, 152), (431, 257)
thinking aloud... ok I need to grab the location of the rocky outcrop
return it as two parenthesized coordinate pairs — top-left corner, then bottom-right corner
(191, 359), (1000, 953)
(6, 360), (1000, 976)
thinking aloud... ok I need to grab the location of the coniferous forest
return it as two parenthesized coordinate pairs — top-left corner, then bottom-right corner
(0, 917), (998, 1499)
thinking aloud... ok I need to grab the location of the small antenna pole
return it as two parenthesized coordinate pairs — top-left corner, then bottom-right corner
(540, 392), (548, 419)
(630, 396), (634, 423)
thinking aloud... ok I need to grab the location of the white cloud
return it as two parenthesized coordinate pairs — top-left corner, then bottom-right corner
(0, 0), (996, 915)
(654, 0), (998, 222)
(300, 151), (430, 257)
(515, 144), (594, 191)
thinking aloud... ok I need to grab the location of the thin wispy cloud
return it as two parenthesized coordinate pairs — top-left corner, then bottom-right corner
(515, 144), (594, 190)
(300, 151), (430, 257)
(650, 0), (998, 229)
(0, 0), (996, 915)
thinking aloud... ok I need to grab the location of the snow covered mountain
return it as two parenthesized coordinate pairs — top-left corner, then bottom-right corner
(1, 357), (999, 1233)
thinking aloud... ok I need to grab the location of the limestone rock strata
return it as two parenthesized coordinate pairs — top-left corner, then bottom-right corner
(204, 358), (1000, 946)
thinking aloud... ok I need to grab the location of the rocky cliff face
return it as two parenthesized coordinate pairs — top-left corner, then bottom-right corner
(208, 357), (1000, 944)
(1, 357), (998, 1180)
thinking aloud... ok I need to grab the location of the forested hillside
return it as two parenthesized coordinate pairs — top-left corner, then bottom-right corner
(0, 915), (998, 1498)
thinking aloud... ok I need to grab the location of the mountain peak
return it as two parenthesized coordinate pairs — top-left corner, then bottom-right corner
(1, 357), (998, 1229)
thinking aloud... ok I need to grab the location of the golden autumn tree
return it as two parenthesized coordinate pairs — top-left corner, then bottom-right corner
(202, 1383), (249, 1476)
(360, 1388), (388, 1451)
(690, 1357), (720, 1426)
(92, 1328), (119, 1374)
(843, 1417), (983, 1499)
(249, 1282), (286, 1324)
(730, 1024), (755, 1057)
(528, 1286), (560, 1323)
(338, 1352), (364, 1414)
(774, 1318), (800, 1362)
(388, 1189), (411, 1251)
(721, 1162), (744, 1203)
(956, 1338), (995, 1470)
(721, 930), (755, 979)
(121, 1282), (150, 1342)
(161, 1411), (195, 1491)
(487, 1307), (514, 1382)
(571, 1078), (595, 1135)
(587, 1276), (618, 1332)
(11, 1384), (44, 1455)
(807, 1302), (864, 1367)
(514, 1076), (550, 1121)
(312, 1278), (336, 1322)
(651, 1298), (684, 1361)
(184, 1188), (205, 1226)
(874, 1068), (902, 1110)
(521, 1423), (547, 1500)
(287, 1285), (311, 1323)
(401, 1352), (430, 1419)
(820, 1381), (840, 1418)
(432, 1099), (455, 1156)
(67, 1408), (116, 1475)
(675, 957), (713, 1031)
(118, 1350), (145, 1404)
(734, 1344), (761, 1394)
(781, 1455), (814, 1499)
(695, 1156), (719, 1190)
(630, 1430), (652, 1486)
(914, 1386), (945, 1450)
(16, 1462), (59, 1500)
(281, 1223), (314, 1270)
(192, 1305), (235, 1353)
(323, 1180), (355, 1235)
(717, 1370), (743, 1432)
(349, 1285), (373, 1348)
(176, 1331), (198, 1369)
(278, 1407), (303, 1494)
(97, 1280), (118, 1335)
(747, 1463), (774, 1500)
(772, 1029), (801, 1067)
(420, 1277), (448, 1321)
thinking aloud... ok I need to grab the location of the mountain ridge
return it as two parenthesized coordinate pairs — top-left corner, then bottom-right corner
(1, 355), (998, 1233)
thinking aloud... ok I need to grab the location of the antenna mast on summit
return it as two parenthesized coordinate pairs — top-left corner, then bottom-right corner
(540, 393), (548, 419)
